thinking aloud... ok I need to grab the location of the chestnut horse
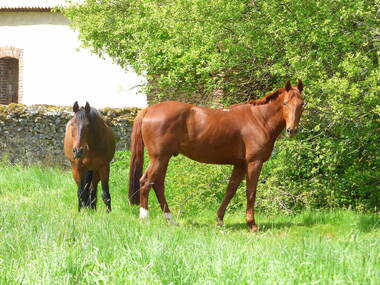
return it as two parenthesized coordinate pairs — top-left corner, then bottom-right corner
(64, 102), (115, 212)
(129, 81), (305, 231)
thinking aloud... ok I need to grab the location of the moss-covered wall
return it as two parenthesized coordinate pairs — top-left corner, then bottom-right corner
(0, 104), (140, 166)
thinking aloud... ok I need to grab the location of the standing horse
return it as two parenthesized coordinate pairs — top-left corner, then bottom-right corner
(64, 102), (116, 212)
(129, 81), (305, 231)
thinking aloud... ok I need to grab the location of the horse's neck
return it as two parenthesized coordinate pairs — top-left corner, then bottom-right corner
(253, 99), (285, 138)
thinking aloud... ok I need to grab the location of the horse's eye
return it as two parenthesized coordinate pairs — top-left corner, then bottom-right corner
(283, 102), (288, 106)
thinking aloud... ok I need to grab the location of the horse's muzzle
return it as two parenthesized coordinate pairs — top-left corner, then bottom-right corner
(73, 147), (85, 159)
(286, 128), (297, 137)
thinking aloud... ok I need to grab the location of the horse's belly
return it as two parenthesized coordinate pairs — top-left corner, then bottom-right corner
(183, 154), (240, 165)
(179, 145), (244, 165)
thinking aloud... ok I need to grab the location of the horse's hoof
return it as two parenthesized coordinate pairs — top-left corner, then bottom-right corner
(167, 219), (179, 226)
(250, 224), (259, 233)
(216, 217), (224, 227)
(164, 213), (178, 226)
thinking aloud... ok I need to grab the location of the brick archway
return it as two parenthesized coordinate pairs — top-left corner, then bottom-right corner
(0, 47), (23, 104)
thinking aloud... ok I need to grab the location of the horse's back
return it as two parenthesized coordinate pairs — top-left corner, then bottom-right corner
(104, 123), (116, 159)
(96, 115), (116, 162)
(145, 101), (193, 116)
(142, 101), (245, 164)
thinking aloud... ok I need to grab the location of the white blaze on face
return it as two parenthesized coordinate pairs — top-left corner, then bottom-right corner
(140, 207), (149, 219)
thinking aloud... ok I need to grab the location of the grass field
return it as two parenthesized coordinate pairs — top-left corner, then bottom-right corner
(0, 153), (379, 284)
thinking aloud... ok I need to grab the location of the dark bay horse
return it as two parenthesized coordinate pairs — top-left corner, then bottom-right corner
(64, 102), (116, 212)
(129, 81), (305, 231)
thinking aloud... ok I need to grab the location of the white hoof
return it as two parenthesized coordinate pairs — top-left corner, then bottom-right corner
(140, 208), (149, 220)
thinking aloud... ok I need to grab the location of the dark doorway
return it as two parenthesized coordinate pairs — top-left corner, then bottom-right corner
(0, 58), (19, 105)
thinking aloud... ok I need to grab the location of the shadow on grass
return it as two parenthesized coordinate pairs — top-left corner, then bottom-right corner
(225, 222), (295, 232)
(300, 212), (380, 233)
(179, 212), (380, 233)
(182, 220), (296, 232)
(357, 215), (380, 233)
(182, 220), (216, 230)
(225, 214), (380, 233)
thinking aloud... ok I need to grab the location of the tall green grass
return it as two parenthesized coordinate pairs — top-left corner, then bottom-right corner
(0, 153), (379, 284)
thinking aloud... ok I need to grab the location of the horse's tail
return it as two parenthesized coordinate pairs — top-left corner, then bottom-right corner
(128, 108), (147, 205)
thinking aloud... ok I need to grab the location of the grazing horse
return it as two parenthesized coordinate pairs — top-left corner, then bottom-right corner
(64, 102), (116, 212)
(129, 81), (305, 231)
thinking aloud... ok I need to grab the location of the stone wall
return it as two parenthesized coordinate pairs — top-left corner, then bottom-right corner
(0, 104), (140, 166)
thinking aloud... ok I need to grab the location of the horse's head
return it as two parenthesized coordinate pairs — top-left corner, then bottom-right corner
(282, 80), (305, 137)
(71, 101), (92, 159)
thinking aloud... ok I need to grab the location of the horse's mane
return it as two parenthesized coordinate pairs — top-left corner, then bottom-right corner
(74, 107), (100, 123)
(228, 88), (284, 109)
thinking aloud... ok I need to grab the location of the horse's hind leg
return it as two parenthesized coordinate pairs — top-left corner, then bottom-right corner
(99, 165), (112, 212)
(152, 159), (176, 224)
(139, 156), (170, 221)
(89, 171), (100, 210)
(216, 165), (245, 226)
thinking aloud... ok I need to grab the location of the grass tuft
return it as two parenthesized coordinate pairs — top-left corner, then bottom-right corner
(0, 153), (379, 284)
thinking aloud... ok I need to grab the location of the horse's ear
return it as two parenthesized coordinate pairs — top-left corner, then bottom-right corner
(85, 102), (91, 113)
(73, 101), (79, 113)
(285, 80), (292, 91)
(297, 80), (304, 93)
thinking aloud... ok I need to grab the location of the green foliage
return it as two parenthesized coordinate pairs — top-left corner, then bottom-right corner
(0, 162), (379, 284)
(64, 0), (379, 100)
(64, 0), (380, 210)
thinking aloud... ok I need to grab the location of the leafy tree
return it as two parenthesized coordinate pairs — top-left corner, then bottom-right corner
(64, 0), (379, 211)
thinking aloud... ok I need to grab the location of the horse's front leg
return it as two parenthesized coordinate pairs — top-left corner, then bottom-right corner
(99, 165), (112, 212)
(245, 160), (263, 232)
(72, 165), (88, 211)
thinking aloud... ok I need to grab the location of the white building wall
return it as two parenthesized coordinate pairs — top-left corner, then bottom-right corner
(0, 12), (147, 108)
